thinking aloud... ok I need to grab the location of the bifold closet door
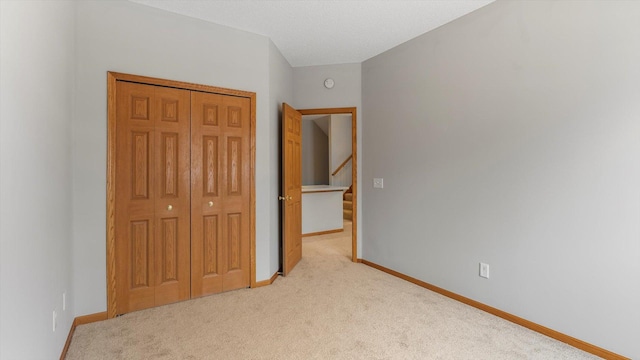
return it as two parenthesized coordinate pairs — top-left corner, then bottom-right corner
(191, 91), (251, 298)
(115, 81), (191, 314)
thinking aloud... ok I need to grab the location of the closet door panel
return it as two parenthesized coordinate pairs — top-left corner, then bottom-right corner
(115, 82), (157, 314)
(115, 82), (190, 314)
(191, 92), (225, 297)
(220, 96), (251, 291)
(191, 92), (250, 296)
(154, 86), (191, 306)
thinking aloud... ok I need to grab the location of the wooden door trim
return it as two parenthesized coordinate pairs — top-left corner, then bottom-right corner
(298, 107), (358, 263)
(106, 72), (257, 319)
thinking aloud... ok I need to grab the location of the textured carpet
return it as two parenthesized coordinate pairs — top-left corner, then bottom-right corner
(66, 223), (599, 359)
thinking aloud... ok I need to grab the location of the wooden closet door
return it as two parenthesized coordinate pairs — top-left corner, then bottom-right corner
(191, 91), (251, 297)
(115, 81), (191, 314)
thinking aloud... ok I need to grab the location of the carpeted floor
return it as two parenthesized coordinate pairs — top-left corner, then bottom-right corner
(66, 221), (599, 359)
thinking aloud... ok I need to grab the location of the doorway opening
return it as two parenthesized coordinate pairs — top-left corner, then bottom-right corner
(300, 107), (356, 262)
(281, 105), (357, 275)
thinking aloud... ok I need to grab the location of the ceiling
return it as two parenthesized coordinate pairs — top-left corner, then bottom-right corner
(128, 0), (495, 67)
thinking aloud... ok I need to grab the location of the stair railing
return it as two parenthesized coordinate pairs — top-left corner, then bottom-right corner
(332, 154), (353, 177)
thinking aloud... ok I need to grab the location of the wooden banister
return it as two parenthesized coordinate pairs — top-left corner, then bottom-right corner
(332, 154), (353, 176)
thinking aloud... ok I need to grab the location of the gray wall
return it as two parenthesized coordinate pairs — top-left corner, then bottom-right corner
(302, 118), (329, 185)
(73, 0), (290, 316)
(329, 114), (353, 187)
(362, 1), (640, 358)
(268, 40), (294, 275)
(0, 1), (75, 357)
(293, 63), (362, 257)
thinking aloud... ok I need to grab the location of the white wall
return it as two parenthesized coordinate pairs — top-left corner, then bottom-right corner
(268, 40), (294, 277)
(293, 63), (362, 257)
(0, 1), (76, 358)
(329, 114), (352, 187)
(73, 0), (284, 316)
(302, 118), (329, 185)
(362, 1), (640, 358)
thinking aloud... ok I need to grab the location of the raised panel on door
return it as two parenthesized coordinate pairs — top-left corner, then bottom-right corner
(126, 219), (154, 311)
(115, 82), (190, 314)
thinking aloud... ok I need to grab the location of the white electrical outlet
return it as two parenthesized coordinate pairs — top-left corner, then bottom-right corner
(480, 263), (490, 279)
(52, 310), (57, 332)
(63, 292), (66, 311)
(373, 178), (384, 189)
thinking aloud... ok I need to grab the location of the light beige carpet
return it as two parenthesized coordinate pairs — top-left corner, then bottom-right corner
(67, 223), (599, 359)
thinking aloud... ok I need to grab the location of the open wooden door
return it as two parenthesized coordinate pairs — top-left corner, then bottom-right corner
(281, 103), (302, 275)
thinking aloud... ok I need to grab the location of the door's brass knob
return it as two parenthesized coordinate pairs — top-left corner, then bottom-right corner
(287, 196), (292, 201)
(208, 201), (214, 207)
(167, 205), (173, 211)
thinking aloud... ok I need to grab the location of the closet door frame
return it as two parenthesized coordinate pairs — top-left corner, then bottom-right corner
(106, 72), (257, 319)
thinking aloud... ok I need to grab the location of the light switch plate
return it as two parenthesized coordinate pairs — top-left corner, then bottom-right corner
(373, 178), (383, 189)
(480, 263), (490, 279)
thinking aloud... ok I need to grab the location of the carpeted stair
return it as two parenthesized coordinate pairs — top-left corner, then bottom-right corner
(343, 192), (353, 220)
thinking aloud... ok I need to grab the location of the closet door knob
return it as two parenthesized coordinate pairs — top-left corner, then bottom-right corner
(208, 201), (214, 207)
(167, 205), (173, 211)
(278, 196), (286, 201)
